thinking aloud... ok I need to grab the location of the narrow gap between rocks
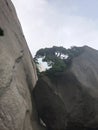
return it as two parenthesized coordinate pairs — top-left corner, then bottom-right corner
(0, 27), (4, 36)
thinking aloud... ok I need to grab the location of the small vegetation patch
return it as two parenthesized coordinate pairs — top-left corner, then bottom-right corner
(34, 46), (84, 77)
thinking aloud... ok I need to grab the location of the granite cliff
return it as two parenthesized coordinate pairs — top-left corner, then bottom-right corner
(0, 0), (43, 130)
(33, 46), (98, 130)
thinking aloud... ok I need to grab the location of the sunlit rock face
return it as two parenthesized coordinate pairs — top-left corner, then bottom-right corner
(0, 0), (43, 130)
(33, 46), (98, 130)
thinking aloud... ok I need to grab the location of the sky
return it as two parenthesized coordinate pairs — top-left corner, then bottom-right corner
(11, 0), (98, 57)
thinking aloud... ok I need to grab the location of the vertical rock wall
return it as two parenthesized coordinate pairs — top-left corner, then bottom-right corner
(0, 0), (40, 130)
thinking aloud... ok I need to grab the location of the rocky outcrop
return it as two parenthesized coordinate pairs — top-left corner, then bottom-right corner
(0, 0), (43, 130)
(33, 46), (98, 130)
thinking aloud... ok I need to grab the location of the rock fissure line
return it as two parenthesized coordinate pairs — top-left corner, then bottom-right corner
(0, 51), (24, 98)
(15, 50), (24, 64)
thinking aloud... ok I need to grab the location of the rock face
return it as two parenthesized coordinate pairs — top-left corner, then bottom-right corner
(0, 0), (42, 130)
(33, 46), (98, 130)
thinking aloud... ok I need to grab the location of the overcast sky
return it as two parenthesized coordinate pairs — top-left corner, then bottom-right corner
(12, 0), (98, 56)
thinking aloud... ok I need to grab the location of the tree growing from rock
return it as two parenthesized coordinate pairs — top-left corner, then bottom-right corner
(34, 46), (83, 73)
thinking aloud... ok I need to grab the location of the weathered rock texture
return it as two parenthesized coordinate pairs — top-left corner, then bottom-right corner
(33, 46), (98, 130)
(0, 0), (42, 130)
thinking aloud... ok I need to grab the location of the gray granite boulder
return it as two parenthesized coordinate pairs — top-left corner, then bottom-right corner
(33, 46), (98, 130)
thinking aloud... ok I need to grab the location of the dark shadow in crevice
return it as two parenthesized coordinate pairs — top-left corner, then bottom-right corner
(0, 27), (4, 36)
(66, 122), (98, 130)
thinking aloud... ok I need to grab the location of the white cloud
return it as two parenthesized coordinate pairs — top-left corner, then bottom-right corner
(12, 0), (98, 56)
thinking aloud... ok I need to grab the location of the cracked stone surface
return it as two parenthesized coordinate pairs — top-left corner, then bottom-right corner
(0, 0), (42, 130)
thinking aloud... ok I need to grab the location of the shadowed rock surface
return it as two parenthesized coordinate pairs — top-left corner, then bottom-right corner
(0, 0), (44, 130)
(33, 46), (98, 130)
